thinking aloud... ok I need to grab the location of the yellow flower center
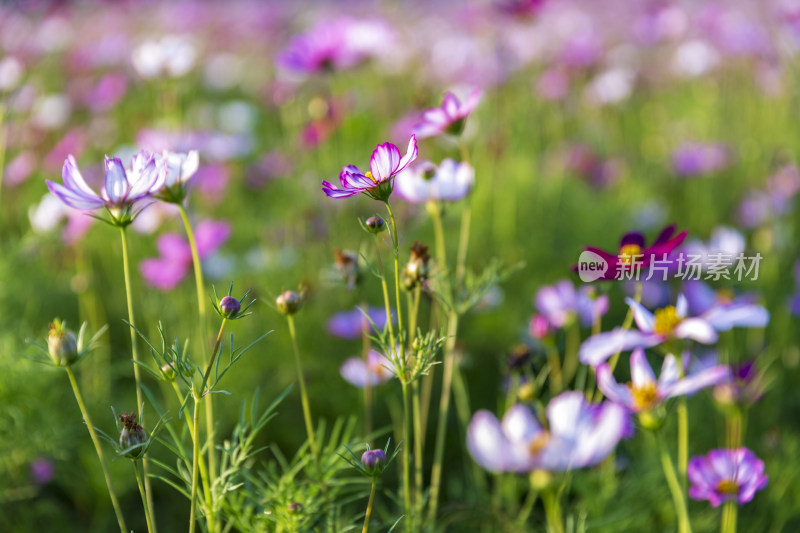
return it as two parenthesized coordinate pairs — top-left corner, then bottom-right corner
(365, 171), (377, 183)
(629, 381), (659, 410)
(618, 244), (643, 265)
(528, 432), (550, 457)
(716, 479), (739, 495)
(653, 305), (681, 336)
(716, 289), (734, 305)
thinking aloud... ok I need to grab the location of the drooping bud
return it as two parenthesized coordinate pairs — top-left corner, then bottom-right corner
(48, 319), (79, 366)
(118, 412), (147, 458)
(364, 215), (386, 234)
(334, 248), (360, 290)
(402, 241), (431, 289)
(276, 290), (303, 315)
(361, 448), (387, 475)
(219, 296), (241, 318)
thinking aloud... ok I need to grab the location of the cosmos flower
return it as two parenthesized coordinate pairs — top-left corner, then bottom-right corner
(139, 220), (230, 291)
(321, 136), (417, 201)
(535, 280), (609, 329)
(596, 348), (730, 413)
(579, 294), (768, 366)
(467, 391), (630, 473)
(413, 90), (481, 138)
(579, 225), (687, 281)
(395, 159), (474, 203)
(713, 359), (767, 407)
(340, 349), (395, 387)
(277, 18), (368, 74)
(46, 152), (163, 226)
(326, 307), (394, 339)
(688, 448), (768, 507)
(151, 150), (200, 203)
(672, 142), (730, 177)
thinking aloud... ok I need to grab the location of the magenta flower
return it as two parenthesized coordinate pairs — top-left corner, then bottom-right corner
(688, 448), (768, 507)
(579, 225), (687, 281)
(139, 220), (230, 291)
(340, 349), (395, 388)
(321, 136), (417, 201)
(277, 18), (363, 75)
(395, 159), (474, 203)
(46, 153), (163, 226)
(535, 280), (609, 329)
(597, 348), (730, 412)
(467, 392), (630, 473)
(413, 90), (481, 138)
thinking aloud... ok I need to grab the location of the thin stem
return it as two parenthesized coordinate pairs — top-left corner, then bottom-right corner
(372, 235), (398, 360)
(655, 431), (693, 533)
(408, 286), (424, 512)
(177, 204), (217, 488)
(542, 488), (565, 533)
(66, 368), (128, 533)
(119, 227), (157, 532)
(362, 478), (377, 533)
(515, 485), (539, 530)
(171, 382), (211, 503)
(135, 461), (155, 533)
(189, 398), (201, 533)
(721, 500), (738, 533)
(677, 397), (689, 488)
(287, 315), (320, 467)
(360, 296), (373, 440)
(384, 201), (412, 532)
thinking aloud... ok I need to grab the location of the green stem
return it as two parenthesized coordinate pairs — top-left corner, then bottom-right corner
(362, 478), (377, 533)
(287, 315), (320, 467)
(171, 382), (211, 505)
(119, 227), (157, 532)
(189, 399), (200, 533)
(177, 204), (217, 489)
(408, 286), (423, 513)
(655, 431), (692, 533)
(65, 367), (128, 533)
(372, 235), (398, 362)
(542, 488), (565, 533)
(677, 397), (689, 488)
(515, 485), (539, 530)
(360, 295), (373, 441)
(384, 201), (413, 532)
(135, 461), (155, 533)
(721, 500), (738, 533)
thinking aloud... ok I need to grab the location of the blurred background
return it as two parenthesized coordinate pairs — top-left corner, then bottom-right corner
(2, 0), (800, 531)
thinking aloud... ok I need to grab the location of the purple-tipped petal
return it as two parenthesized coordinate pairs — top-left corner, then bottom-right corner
(657, 354), (682, 390)
(665, 365), (730, 398)
(47, 181), (105, 210)
(579, 328), (661, 366)
(62, 155), (99, 198)
(625, 298), (656, 332)
(596, 363), (633, 406)
(467, 411), (510, 472)
(630, 348), (656, 387)
(104, 156), (129, 203)
(675, 317), (718, 343)
(321, 180), (359, 198)
(370, 142), (401, 182)
(396, 135), (418, 174)
(703, 304), (770, 331)
(501, 405), (542, 443)
(573, 402), (629, 467)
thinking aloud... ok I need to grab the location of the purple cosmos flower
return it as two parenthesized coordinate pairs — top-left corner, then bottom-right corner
(579, 293), (768, 366)
(672, 142), (730, 177)
(322, 136), (417, 201)
(326, 306), (394, 339)
(597, 348), (730, 412)
(151, 150), (199, 203)
(579, 225), (687, 281)
(579, 294), (717, 366)
(277, 18), (362, 75)
(395, 159), (474, 203)
(535, 280), (609, 329)
(467, 391), (630, 473)
(683, 280), (765, 326)
(340, 349), (395, 388)
(46, 152), (163, 226)
(139, 220), (230, 291)
(688, 448), (768, 507)
(413, 90), (481, 138)
(713, 359), (767, 407)
(30, 457), (55, 486)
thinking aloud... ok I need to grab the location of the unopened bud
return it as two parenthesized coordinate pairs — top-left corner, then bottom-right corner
(219, 296), (241, 318)
(365, 216), (386, 234)
(48, 320), (79, 366)
(361, 448), (386, 474)
(118, 412), (147, 457)
(276, 290), (302, 315)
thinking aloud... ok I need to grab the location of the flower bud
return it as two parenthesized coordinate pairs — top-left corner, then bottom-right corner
(402, 241), (430, 289)
(219, 296), (241, 318)
(276, 290), (302, 315)
(161, 363), (177, 381)
(334, 248), (360, 290)
(287, 502), (302, 513)
(529, 315), (551, 340)
(365, 215), (386, 234)
(48, 320), (79, 366)
(118, 412), (147, 458)
(361, 448), (386, 474)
